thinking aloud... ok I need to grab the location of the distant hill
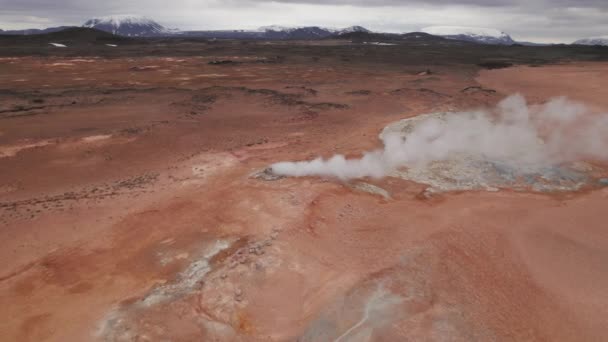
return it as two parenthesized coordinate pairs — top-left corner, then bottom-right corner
(263, 26), (335, 40)
(421, 26), (515, 45)
(178, 25), (372, 40)
(336, 26), (371, 35)
(573, 36), (608, 46)
(0, 27), (133, 46)
(335, 31), (472, 46)
(0, 26), (75, 35)
(513, 41), (552, 47)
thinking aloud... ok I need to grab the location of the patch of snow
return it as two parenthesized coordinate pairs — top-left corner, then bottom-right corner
(49, 43), (67, 47)
(364, 42), (396, 46)
(105, 44), (118, 47)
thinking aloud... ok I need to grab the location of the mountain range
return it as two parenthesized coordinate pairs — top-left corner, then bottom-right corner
(0, 26), (73, 35)
(573, 36), (608, 46)
(1, 15), (606, 46)
(421, 26), (515, 45)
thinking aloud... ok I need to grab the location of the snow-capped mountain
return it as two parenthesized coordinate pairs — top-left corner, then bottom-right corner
(83, 15), (172, 37)
(573, 36), (608, 46)
(335, 26), (371, 35)
(262, 26), (333, 39)
(258, 25), (370, 39)
(258, 25), (295, 32)
(421, 26), (515, 45)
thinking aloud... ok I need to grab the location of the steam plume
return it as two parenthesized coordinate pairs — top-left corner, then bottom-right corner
(271, 94), (608, 180)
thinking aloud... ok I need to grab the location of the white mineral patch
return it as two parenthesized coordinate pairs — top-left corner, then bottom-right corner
(82, 134), (112, 143)
(141, 239), (232, 306)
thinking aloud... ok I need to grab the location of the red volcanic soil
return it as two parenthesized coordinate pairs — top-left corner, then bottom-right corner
(1, 55), (608, 341)
(477, 63), (608, 109)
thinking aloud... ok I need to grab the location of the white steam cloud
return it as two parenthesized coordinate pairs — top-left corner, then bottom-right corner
(271, 94), (608, 180)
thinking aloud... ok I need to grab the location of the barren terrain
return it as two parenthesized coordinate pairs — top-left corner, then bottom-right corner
(1, 40), (608, 341)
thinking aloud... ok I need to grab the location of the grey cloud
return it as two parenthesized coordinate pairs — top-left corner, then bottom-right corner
(241, 0), (608, 8)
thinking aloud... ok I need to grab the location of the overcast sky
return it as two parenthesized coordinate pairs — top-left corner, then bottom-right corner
(0, 0), (606, 43)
